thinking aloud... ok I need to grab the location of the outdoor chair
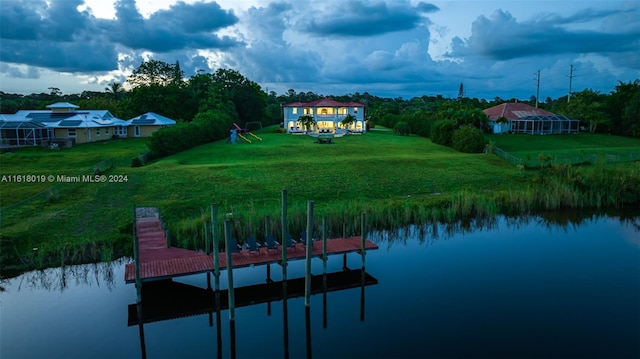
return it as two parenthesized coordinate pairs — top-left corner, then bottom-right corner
(265, 234), (279, 252)
(246, 235), (260, 254)
(284, 234), (297, 251)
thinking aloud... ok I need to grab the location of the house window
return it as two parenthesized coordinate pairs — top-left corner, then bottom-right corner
(321, 109), (328, 114)
(96, 128), (101, 136)
(292, 108), (298, 114)
(134, 126), (141, 137)
(353, 107), (359, 113)
(68, 129), (76, 137)
(304, 108), (313, 115)
(105, 128), (110, 135)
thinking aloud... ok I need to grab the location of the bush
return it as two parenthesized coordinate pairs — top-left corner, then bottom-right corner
(430, 120), (457, 146)
(452, 126), (487, 153)
(393, 121), (410, 135)
(147, 109), (234, 158)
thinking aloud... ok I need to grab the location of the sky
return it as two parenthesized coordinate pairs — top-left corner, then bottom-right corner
(0, 0), (638, 100)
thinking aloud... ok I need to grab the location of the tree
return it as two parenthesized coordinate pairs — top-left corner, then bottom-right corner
(297, 115), (315, 131)
(607, 80), (640, 137)
(340, 114), (356, 129)
(452, 126), (486, 153)
(204, 68), (267, 125)
(105, 82), (125, 102)
(128, 60), (183, 88)
(560, 89), (609, 133)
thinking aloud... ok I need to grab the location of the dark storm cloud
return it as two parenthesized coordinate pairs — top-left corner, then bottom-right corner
(0, 0), (241, 73)
(0, 0), (117, 72)
(302, 0), (438, 37)
(106, 0), (241, 52)
(227, 2), (322, 83)
(448, 6), (639, 61)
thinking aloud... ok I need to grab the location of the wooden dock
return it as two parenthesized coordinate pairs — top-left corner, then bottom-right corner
(124, 209), (378, 284)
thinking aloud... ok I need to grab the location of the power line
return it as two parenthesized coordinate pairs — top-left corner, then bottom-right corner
(568, 64), (574, 103)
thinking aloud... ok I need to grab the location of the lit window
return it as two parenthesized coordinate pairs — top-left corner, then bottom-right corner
(292, 108), (298, 114)
(353, 107), (359, 113)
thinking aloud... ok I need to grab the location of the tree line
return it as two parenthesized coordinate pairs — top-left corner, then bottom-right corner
(1, 59), (638, 154)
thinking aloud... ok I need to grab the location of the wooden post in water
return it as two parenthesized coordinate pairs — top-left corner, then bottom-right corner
(304, 200), (314, 307)
(133, 206), (142, 303)
(205, 221), (211, 254)
(211, 203), (220, 291)
(224, 219), (236, 321)
(322, 216), (327, 274)
(360, 213), (366, 322)
(360, 213), (366, 268)
(281, 189), (288, 280)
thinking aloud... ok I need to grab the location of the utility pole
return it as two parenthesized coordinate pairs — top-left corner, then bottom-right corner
(535, 70), (540, 108)
(568, 65), (574, 103)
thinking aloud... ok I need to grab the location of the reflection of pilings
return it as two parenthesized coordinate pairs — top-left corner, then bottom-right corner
(133, 205), (141, 304)
(360, 213), (366, 322)
(304, 201), (314, 307)
(224, 219), (235, 321)
(322, 274), (328, 329)
(215, 290), (222, 359)
(136, 302), (146, 359)
(281, 189), (288, 281)
(211, 203), (220, 291)
(282, 279), (290, 359)
(230, 319), (237, 359)
(305, 306), (312, 359)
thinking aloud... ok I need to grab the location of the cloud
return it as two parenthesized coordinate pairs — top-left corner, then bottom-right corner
(448, 5), (639, 61)
(105, 0), (242, 52)
(0, 63), (40, 79)
(301, 0), (437, 37)
(0, 0), (242, 73)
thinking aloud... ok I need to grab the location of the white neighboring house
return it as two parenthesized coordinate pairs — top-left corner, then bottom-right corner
(283, 98), (366, 134)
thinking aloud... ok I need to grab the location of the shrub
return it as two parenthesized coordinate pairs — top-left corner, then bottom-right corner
(393, 121), (411, 135)
(430, 120), (457, 146)
(452, 126), (487, 153)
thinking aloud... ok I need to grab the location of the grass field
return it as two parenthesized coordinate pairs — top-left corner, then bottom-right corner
(1, 128), (638, 275)
(486, 133), (640, 166)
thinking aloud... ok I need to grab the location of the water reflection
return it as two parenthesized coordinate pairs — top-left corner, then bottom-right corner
(129, 269), (378, 358)
(1, 212), (638, 359)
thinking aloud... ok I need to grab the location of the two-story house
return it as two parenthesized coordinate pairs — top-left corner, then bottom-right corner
(283, 98), (366, 134)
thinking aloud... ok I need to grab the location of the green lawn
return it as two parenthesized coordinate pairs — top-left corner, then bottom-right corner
(1, 128), (637, 275)
(486, 133), (640, 165)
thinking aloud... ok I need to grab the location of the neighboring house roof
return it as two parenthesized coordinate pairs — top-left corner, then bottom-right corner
(483, 103), (554, 121)
(127, 112), (176, 126)
(283, 98), (365, 108)
(10, 104), (128, 129)
(46, 102), (80, 110)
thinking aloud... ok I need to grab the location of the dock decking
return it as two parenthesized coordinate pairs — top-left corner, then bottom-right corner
(124, 210), (378, 284)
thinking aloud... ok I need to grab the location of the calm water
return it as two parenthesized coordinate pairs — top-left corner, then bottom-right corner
(1, 213), (639, 359)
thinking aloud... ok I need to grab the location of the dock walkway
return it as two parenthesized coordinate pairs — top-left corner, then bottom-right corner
(124, 208), (378, 283)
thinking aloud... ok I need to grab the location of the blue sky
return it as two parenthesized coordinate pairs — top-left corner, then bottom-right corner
(0, 0), (638, 100)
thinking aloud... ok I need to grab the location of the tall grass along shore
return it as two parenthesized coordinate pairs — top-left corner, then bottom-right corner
(1, 128), (638, 276)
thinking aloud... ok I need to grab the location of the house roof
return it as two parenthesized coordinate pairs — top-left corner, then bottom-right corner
(46, 102), (80, 110)
(127, 112), (176, 126)
(483, 102), (554, 121)
(283, 98), (365, 108)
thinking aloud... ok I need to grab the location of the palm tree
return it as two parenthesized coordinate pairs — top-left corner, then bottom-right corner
(340, 114), (356, 131)
(105, 82), (125, 102)
(298, 115), (315, 132)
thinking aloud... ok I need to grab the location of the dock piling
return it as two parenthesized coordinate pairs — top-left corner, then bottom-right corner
(304, 200), (314, 307)
(281, 189), (288, 280)
(224, 219), (236, 321)
(133, 205), (141, 303)
(211, 203), (220, 291)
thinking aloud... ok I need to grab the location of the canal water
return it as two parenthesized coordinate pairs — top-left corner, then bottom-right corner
(1, 213), (639, 358)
